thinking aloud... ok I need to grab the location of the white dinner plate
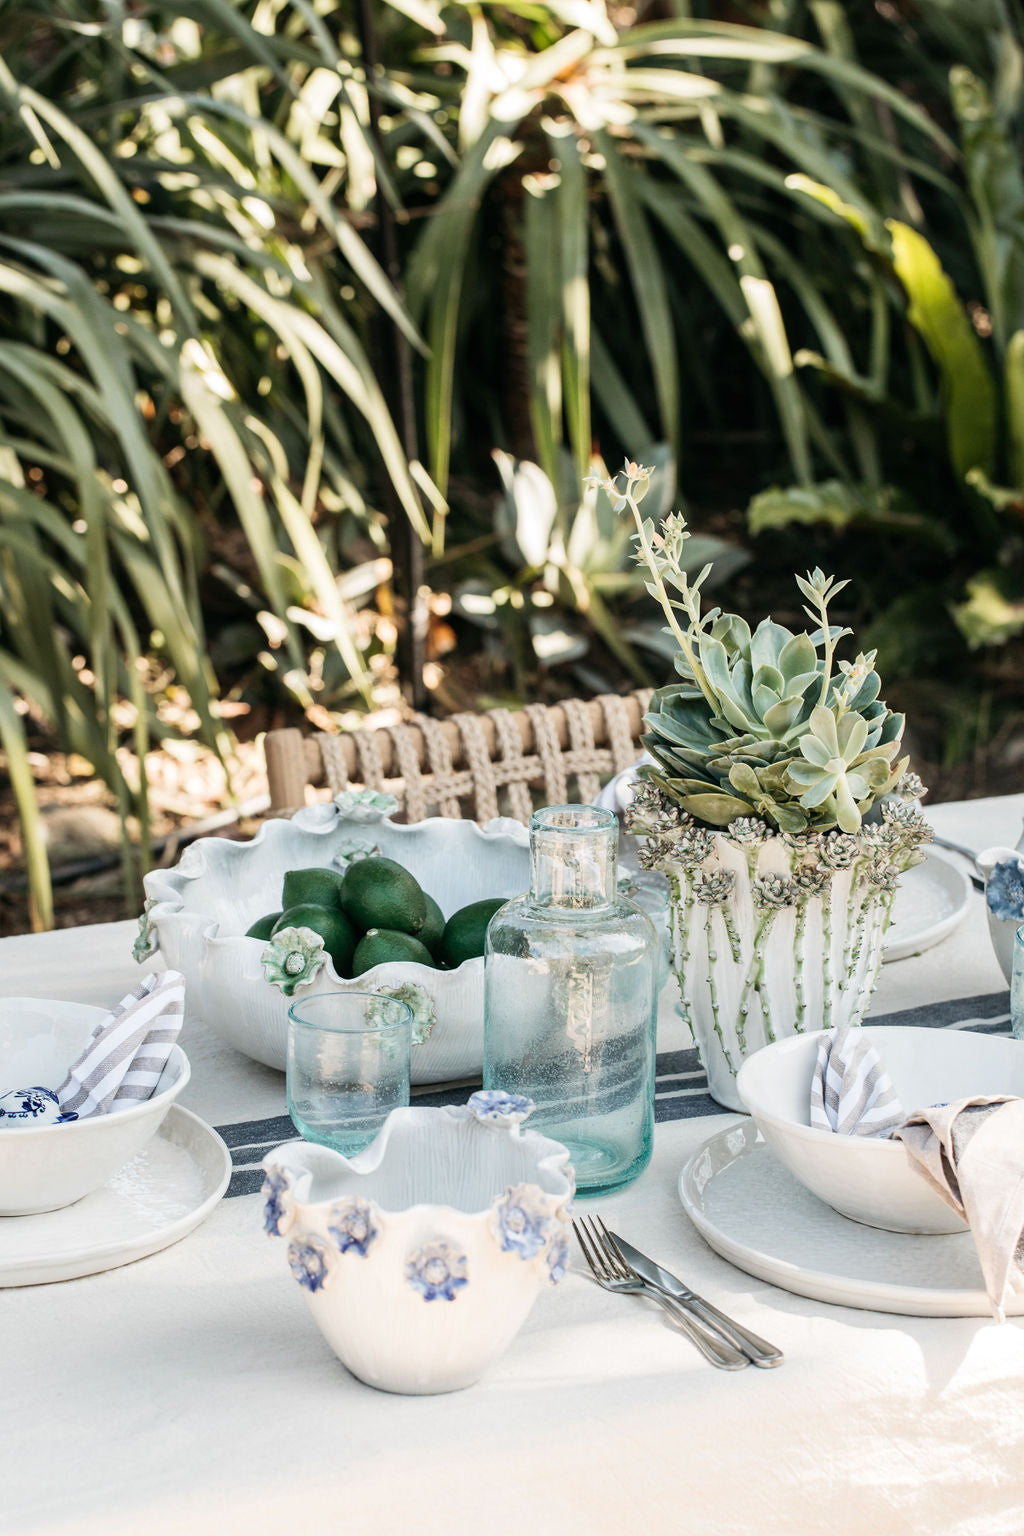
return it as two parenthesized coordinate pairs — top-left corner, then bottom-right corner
(882, 847), (971, 962)
(0, 1104), (231, 1287)
(678, 1120), (1020, 1318)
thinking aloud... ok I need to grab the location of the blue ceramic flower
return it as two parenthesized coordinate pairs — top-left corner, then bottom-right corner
(467, 1090), (534, 1126)
(492, 1183), (553, 1260)
(987, 856), (1024, 922)
(545, 1228), (570, 1286)
(405, 1240), (468, 1301)
(0, 1086), (77, 1125)
(327, 1197), (378, 1257)
(287, 1236), (331, 1293)
(261, 1167), (294, 1238)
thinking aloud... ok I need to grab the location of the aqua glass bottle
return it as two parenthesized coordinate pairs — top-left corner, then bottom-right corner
(483, 804), (657, 1194)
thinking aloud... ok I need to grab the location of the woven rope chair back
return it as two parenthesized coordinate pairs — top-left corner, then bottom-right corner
(264, 691), (651, 823)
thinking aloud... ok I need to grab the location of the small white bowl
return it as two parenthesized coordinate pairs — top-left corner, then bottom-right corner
(735, 1025), (1024, 1235)
(0, 997), (190, 1216)
(262, 1092), (573, 1394)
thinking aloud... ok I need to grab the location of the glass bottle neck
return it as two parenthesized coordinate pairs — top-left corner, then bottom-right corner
(529, 805), (618, 911)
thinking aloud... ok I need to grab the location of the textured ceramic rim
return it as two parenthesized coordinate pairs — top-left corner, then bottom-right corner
(143, 807), (530, 988)
(677, 1120), (1024, 1318)
(0, 1105), (231, 1284)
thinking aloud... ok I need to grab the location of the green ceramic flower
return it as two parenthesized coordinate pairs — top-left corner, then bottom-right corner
(366, 981), (437, 1045)
(261, 926), (326, 996)
(333, 789), (399, 823)
(133, 900), (159, 964)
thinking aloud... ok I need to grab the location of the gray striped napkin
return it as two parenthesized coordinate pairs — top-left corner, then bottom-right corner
(56, 970), (185, 1118)
(809, 1025), (905, 1137)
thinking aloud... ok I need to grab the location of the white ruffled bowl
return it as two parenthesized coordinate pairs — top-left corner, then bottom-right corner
(0, 997), (190, 1215)
(262, 1092), (573, 1394)
(736, 1025), (1024, 1234)
(140, 797), (531, 1083)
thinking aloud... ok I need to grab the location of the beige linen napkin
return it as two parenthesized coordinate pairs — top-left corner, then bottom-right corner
(894, 1097), (1024, 1321)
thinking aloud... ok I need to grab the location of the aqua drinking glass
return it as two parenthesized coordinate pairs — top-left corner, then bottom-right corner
(287, 993), (412, 1155)
(483, 804), (658, 1196)
(1011, 925), (1024, 1042)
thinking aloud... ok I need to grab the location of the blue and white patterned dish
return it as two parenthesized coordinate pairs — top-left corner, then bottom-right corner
(262, 1094), (573, 1395)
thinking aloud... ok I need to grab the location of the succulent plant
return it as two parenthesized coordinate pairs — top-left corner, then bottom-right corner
(593, 462), (916, 834)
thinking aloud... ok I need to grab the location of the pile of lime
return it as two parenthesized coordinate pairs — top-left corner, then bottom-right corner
(245, 858), (506, 978)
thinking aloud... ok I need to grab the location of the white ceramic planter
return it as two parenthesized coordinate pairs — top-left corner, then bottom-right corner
(140, 798), (531, 1083)
(262, 1092), (573, 1394)
(659, 820), (923, 1110)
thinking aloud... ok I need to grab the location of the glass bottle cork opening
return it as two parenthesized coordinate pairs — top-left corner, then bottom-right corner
(529, 803), (618, 910)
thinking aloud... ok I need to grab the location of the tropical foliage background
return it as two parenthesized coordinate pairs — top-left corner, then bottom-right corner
(1, 0), (1022, 929)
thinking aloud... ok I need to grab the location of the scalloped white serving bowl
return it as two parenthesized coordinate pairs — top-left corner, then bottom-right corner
(262, 1093), (573, 1394)
(142, 804), (531, 1083)
(0, 997), (190, 1215)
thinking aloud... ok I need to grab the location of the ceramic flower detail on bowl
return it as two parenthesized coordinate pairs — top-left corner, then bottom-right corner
(405, 1240), (468, 1302)
(977, 843), (1024, 983)
(986, 856), (1024, 921)
(366, 983), (437, 1046)
(491, 1183), (556, 1260)
(545, 1228), (570, 1286)
(327, 1196), (378, 1258)
(262, 1167), (296, 1238)
(133, 900), (159, 965)
(332, 789), (399, 823)
(260, 926), (326, 997)
(287, 1236), (331, 1293)
(466, 1089), (535, 1126)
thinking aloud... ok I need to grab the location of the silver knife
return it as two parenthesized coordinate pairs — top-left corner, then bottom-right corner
(610, 1231), (784, 1369)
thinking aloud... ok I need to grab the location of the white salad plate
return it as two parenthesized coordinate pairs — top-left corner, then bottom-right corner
(678, 1121), (1021, 1318)
(0, 1105), (231, 1287)
(882, 847), (971, 963)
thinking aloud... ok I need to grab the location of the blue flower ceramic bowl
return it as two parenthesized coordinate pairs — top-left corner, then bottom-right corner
(262, 1092), (573, 1394)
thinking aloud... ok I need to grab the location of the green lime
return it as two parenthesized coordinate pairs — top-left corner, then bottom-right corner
(272, 903), (357, 977)
(245, 911), (282, 941)
(419, 892), (445, 955)
(438, 898), (507, 970)
(282, 866), (346, 911)
(341, 856), (427, 936)
(351, 927), (434, 976)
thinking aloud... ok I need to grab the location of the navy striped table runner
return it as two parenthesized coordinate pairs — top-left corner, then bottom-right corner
(216, 990), (1012, 1200)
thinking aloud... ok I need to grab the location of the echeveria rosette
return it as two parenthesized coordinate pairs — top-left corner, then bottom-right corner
(986, 856), (1024, 922)
(598, 455), (915, 837)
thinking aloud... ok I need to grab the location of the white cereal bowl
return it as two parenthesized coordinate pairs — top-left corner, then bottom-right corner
(141, 799), (531, 1084)
(261, 1092), (573, 1395)
(0, 997), (190, 1216)
(735, 1025), (1024, 1235)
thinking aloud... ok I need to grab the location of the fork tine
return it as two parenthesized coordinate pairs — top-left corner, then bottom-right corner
(579, 1216), (613, 1279)
(594, 1215), (632, 1280)
(572, 1219), (603, 1280)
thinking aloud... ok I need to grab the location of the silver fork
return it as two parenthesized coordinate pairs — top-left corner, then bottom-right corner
(573, 1217), (748, 1370)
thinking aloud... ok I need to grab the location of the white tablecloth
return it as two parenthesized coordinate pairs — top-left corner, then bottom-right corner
(3, 796), (1024, 1535)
